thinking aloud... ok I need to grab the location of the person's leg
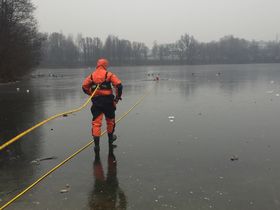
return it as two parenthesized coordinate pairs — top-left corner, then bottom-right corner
(104, 102), (117, 146)
(91, 104), (103, 152)
(92, 114), (103, 137)
(106, 117), (117, 144)
(92, 114), (103, 152)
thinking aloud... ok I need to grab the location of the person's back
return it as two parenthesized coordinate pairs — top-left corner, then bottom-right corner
(82, 58), (123, 153)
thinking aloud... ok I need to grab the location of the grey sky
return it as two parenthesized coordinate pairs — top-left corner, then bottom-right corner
(33, 0), (280, 47)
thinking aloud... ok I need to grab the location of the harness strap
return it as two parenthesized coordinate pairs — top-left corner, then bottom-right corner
(91, 71), (112, 90)
(105, 71), (108, 81)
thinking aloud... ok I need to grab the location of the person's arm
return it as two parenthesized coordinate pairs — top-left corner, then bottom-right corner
(110, 73), (123, 102)
(115, 83), (123, 102)
(82, 74), (93, 95)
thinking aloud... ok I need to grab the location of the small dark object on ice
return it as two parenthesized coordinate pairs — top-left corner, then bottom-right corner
(38, 156), (57, 161)
(30, 156), (58, 164)
(230, 155), (239, 161)
(51, 128), (54, 131)
(62, 114), (68, 117)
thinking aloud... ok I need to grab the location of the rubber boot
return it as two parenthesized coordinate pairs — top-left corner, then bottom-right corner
(93, 136), (100, 154)
(108, 133), (117, 148)
(108, 133), (117, 143)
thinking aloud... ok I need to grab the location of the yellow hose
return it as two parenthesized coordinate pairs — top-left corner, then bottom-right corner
(0, 90), (149, 210)
(0, 85), (99, 151)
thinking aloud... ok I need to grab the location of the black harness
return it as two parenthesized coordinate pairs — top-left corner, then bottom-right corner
(91, 72), (112, 90)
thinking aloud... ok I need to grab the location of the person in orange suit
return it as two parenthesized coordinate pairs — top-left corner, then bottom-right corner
(82, 58), (123, 153)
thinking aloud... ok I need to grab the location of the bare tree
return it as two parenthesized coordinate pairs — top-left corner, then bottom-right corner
(176, 34), (197, 64)
(0, 0), (42, 82)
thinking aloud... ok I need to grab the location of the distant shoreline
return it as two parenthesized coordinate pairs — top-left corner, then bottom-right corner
(38, 61), (280, 69)
(1, 62), (280, 83)
(0, 80), (20, 85)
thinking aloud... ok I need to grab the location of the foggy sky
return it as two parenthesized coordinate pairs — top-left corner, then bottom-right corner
(33, 0), (280, 47)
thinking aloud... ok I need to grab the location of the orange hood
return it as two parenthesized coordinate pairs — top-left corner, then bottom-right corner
(96, 58), (109, 69)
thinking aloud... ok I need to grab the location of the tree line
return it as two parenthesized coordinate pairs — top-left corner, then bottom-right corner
(40, 33), (149, 67)
(152, 34), (280, 65)
(40, 33), (280, 67)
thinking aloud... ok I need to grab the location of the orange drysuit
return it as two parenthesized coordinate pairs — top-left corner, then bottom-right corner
(82, 59), (122, 138)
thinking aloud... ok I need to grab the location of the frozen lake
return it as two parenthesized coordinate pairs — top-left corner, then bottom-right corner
(1, 63), (280, 209)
